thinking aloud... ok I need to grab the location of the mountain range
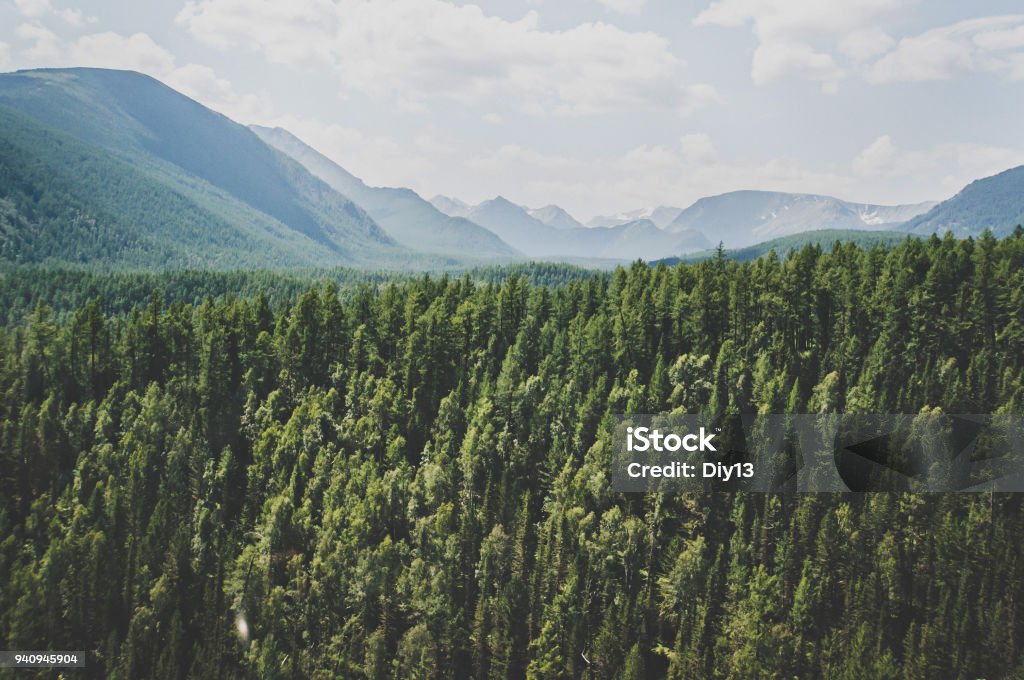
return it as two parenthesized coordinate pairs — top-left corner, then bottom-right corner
(251, 126), (519, 259)
(664, 191), (937, 248)
(0, 67), (1022, 272)
(441, 196), (708, 260)
(588, 206), (683, 229)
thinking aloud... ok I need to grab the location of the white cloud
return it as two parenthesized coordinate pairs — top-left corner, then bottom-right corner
(594, 0), (647, 15)
(695, 3), (1024, 88)
(852, 134), (1024, 196)
(13, 0), (95, 26)
(838, 30), (895, 63)
(265, 115), (434, 190)
(679, 133), (717, 164)
(163, 62), (233, 100)
(867, 15), (1024, 83)
(16, 22), (62, 62)
(694, 0), (904, 89)
(694, 0), (900, 39)
(468, 143), (585, 172)
(7, 26), (275, 124)
(752, 41), (844, 88)
(176, 0), (715, 115)
(71, 32), (176, 74)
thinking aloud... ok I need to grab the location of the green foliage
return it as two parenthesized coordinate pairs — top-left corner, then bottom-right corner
(0, 69), (407, 270)
(666, 229), (914, 264)
(2, 232), (1024, 677)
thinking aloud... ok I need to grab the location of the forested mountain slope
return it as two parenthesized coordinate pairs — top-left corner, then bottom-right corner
(2, 232), (1023, 677)
(0, 68), (404, 269)
(902, 165), (1024, 237)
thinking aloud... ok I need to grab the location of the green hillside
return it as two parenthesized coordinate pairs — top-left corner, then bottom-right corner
(902, 165), (1024, 237)
(658, 228), (912, 264)
(0, 68), (406, 269)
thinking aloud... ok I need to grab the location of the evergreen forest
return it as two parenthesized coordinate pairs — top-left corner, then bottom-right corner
(2, 232), (1024, 678)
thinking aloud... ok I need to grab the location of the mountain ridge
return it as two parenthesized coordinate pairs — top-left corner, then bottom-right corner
(252, 126), (520, 260)
(900, 165), (1024, 237)
(0, 67), (406, 269)
(666, 190), (935, 248)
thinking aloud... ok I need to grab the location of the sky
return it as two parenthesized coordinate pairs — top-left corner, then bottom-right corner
(1, 0), (1023, 220)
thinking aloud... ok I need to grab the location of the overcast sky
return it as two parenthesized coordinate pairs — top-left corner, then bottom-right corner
(1, 0), (1023, 219)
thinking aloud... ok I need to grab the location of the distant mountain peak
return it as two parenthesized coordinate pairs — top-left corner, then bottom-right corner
(429, 195), (471, 217)
(588, 206), (683, 229)
(527, 204), (584, 230)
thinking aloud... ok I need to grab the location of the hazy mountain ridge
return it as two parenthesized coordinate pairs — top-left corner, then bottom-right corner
(588, 206), (683, 229)
(0, 67), (1018, 271)
(527, 204), (585, 230)
(463, 197), (708, 259)
(666, 190), (935, 248)
(429, 195), (471, 217)
(900, 165), (1024, 238)
(659, 229), (913, 265)
(252, 126), (520, 259)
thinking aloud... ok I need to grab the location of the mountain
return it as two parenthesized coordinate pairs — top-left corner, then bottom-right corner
(0, 67), (405, 269)
(588, 206), (683, 229)
(527, 205), (585, 230)
(463, 197), (706, 260)
(435, 197), (585, 233)
(590, 219), (708, 260)
(430, 195), (471, 217)
(252, 126), (519, 259)
(665, 190), (935, 248)
(900, 166), (1024, 238)
(466, 196), (554, 253)
(660, 229), (912, 265)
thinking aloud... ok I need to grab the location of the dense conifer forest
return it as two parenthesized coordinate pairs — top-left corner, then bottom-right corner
(2, 232), (1024, 678)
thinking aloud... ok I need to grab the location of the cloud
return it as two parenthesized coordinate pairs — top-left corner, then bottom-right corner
(594, 0), (647, 15)
(16, 22), (63, 62)
(679, 133), (718, 164)
(71, 32), (177, 74)
(751, 41), (844, 88)
(176, 0), (716, 115)
(6, 25), (276, 124)
(694, 0), (903, 89)
(695, 3), (1024, 88)
(265, 115), (434, 190)
(867, 15), (1024, 83)
(13, 0), (95, 27)
(0, 41), (9, 69)
(468, 143), (585, 172)
(852, 135), (1024, 196)
(838, 30), (895, 62)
